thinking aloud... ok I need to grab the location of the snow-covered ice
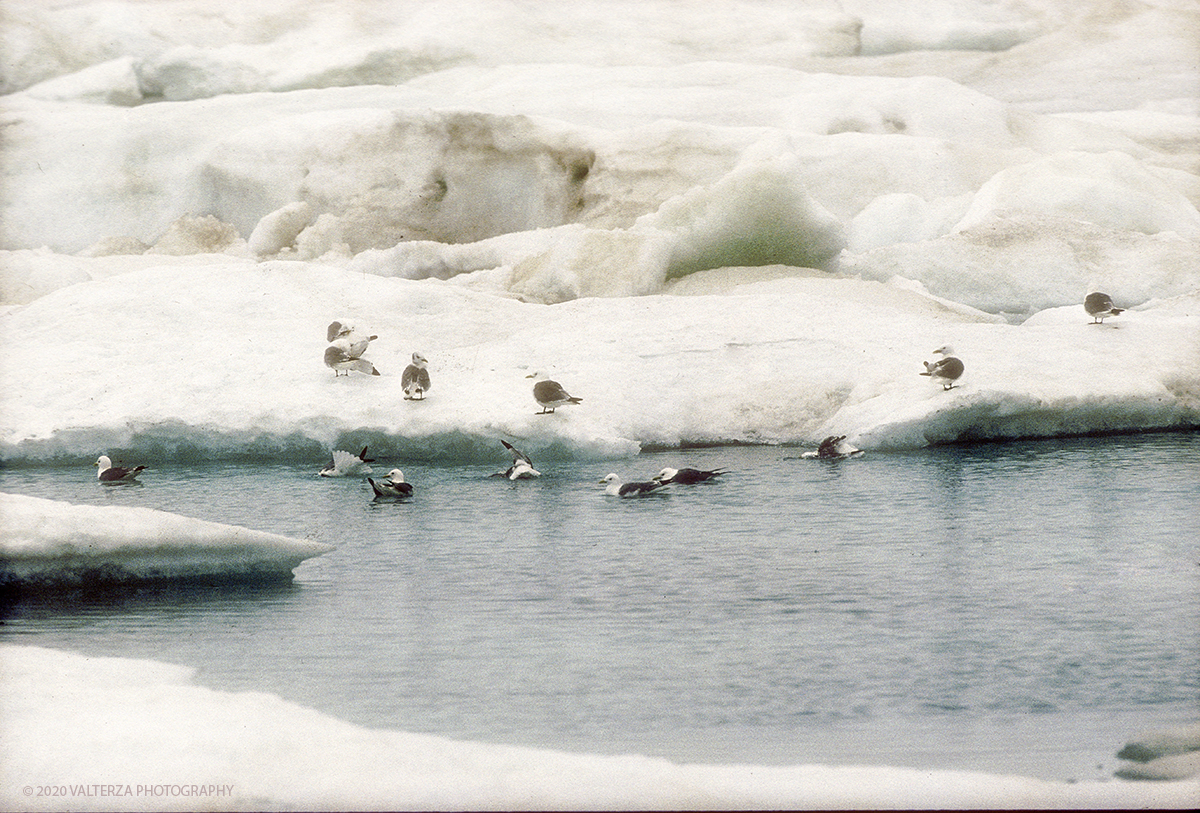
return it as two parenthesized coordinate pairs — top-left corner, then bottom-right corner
(0, 492), (333, 585)
(1, 0), (1199, 807)
(1, 645), (1196, 812)
(2, 1), (1198, 464)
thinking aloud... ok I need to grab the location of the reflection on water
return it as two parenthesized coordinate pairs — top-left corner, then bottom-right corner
(1, 433), (1197, 780)
(1, 580), (301, 625)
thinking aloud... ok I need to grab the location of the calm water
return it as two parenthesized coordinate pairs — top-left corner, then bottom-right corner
(2, 433), (1198, 781)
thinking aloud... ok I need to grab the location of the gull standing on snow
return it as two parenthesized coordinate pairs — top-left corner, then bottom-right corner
(95, 455), (146, 482)
(600, 473), (669, 497)
(402, 352), (431, 400)
(327, 320), (376, 356)
(527, 372), (582, 414)
(368, 468), (413, 498)
(495, 439), (540, 479)
(920, 345), (964, 390)
(653, 467), (725, 485)
(1085, 292), (1124, 324)
(319, 446), (375, 477)
(325, 320), (380, 377)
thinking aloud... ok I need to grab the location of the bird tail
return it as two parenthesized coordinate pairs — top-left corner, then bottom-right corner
(1111, 307), (1125, 316)
(568, 396), (583, 404)
(350, 359), (380, 376)
(920, 362), (935, 375)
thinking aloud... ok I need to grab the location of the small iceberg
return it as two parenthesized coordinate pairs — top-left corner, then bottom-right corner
(0, 493), (333, 586)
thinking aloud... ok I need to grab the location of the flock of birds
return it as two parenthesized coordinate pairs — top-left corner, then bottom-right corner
(92, 294), (1124, 495)
(92, 443), (736, 499)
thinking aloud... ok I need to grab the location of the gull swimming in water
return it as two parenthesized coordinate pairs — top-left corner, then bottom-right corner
(368, 468), (413, 498)
(600, 473), (669, 497)
(652, 467), (725, 485)
(319, 446), (375, 477)
(527, 372), (582, 414)
(813, 435), (863, 459)
(402, 352), (431, 400)
(495, 439), (540, 479)
(1085, 292), (1124, 324)
(920, 345), (964, 390)
(95, 455), (146, 482)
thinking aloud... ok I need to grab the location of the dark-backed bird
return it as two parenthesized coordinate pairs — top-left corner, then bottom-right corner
(95, 455), (146, 482)
(600, 473), (669, 497)
(527, 372), (582, 414)
(1085, 292), (1124, 324)
(320, 446), (375, 477)
(496, 439), (540, 479)
(920, 345), (964, 390)
(402, 352), (431, 400)
(653, 466), (725, 484)
(816, 435), (863, 459)
(368, 468), (413, 498)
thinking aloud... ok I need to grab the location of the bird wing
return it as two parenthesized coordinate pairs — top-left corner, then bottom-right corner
(327, 321), (344, 342)
(325, 344), (352, 365)
(418, 368), (431, 390)
(330, 449), (361, 473)
(501, 439), (532, 466)
(402, 365), (418, 388)
(534, 380), (568, 401)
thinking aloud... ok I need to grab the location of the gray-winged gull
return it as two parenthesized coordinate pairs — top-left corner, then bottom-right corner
(527, 372), (582, 414)
(1085, 292), (1124, 324)
(327, 320), (377, 357)
(920, 345), (964, 390)
(368, 469), (413, 498)
(652, 466), (725, 484)
(320, 446), (375, 477)
(495, 439), (540, 479)
(95, 455), (146, 482)
(402, 352), (431, 400)
(325, 341), (380, 376)
(600, 473), (669, 497)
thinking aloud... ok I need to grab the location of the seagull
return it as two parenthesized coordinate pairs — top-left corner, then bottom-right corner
(496, 439), (540, 479)
(325, 341), (380, 376)
(327, 320), (377, 358)
(526, 372), (582, 414)
(920, 345), (964, 390)
(368, 468), (413, 498)
(95, 455), (146, 482)
(600, 473), (669, 497)
(319, 446), (375, 477)
(1085, 292), (1124, 324)
(652, 466), (725, 484)
(402, 352), (431, 400)
(816, 435), (863, 459)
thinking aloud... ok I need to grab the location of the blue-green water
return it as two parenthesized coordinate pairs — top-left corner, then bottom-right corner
(2, 433), (1198, 781)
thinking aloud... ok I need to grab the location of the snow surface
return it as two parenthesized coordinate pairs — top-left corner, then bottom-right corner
(2, 1), (1198, 464)
(0, 492), (333, 585)
(1, 1), (1199, 806)
(1, 645), (1196, 812)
